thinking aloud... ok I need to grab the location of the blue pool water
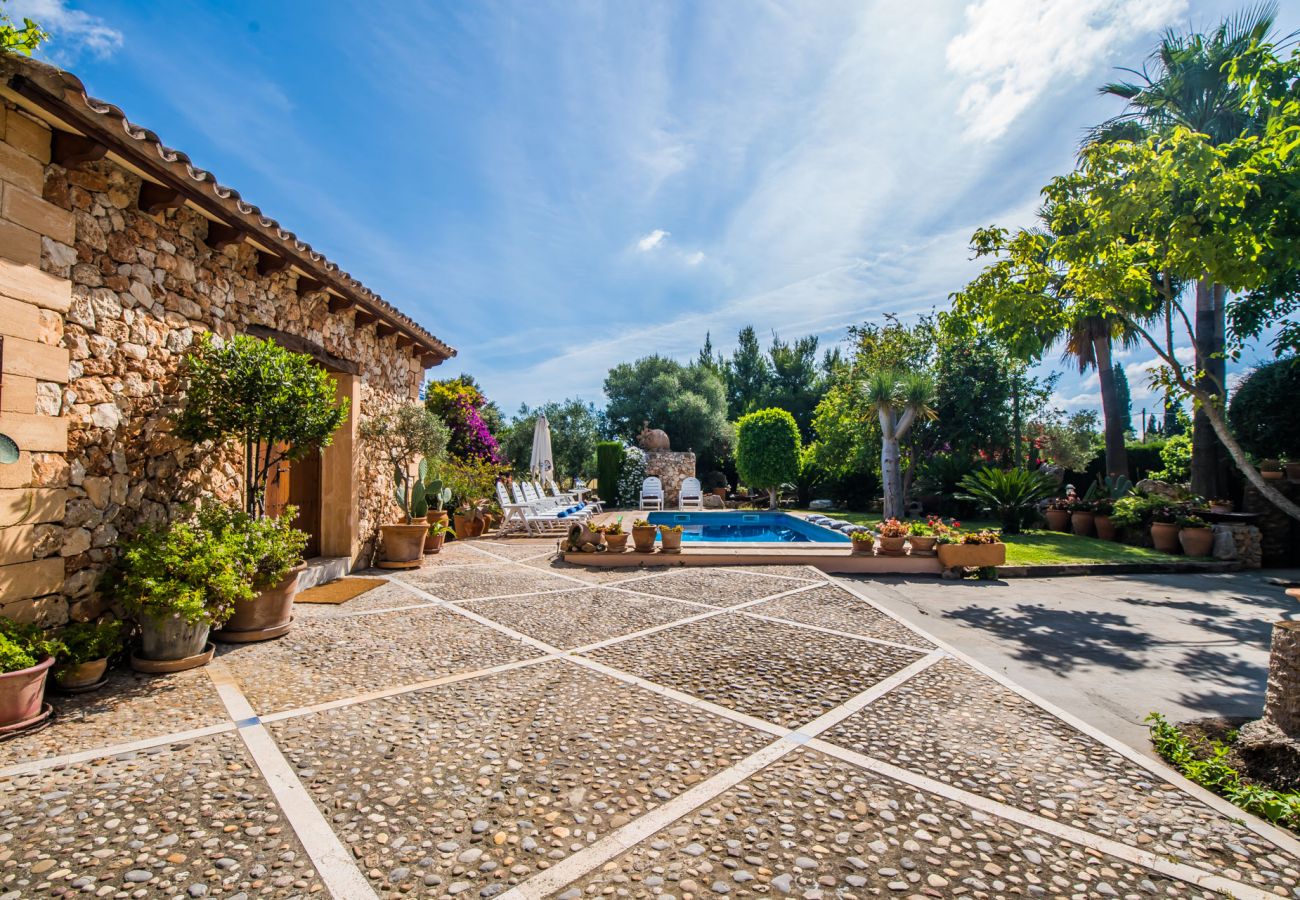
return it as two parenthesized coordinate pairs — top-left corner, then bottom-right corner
(645, 511), (849, 543)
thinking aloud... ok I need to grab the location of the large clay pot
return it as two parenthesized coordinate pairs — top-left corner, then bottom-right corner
(605, 533), (629, 552)
(1150, 522), (1181, 554)
(632, 525), (657, 553)
(908, 536), (937, 555)
(1070, 511), (1095, 537)
(937, 542), (1007, 569)
(138, 615), (210, 661)
(55, 657), (108, 691)
(1094, 515), (1116, 541)
(0, 656), (52, 729)
(429, 510), (450, 528)
(215, 564), (303, 643)
(877, 535), (906, 555)
(659, 527), (683, 553)
(1045, 509), (1070, 532)
(378, 523), (429, 569)
(1179, 526), (1214, 557)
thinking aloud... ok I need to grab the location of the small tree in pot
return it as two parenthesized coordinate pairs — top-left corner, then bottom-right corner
(361, 404), (450, 567)
(176, 334), (348, 640)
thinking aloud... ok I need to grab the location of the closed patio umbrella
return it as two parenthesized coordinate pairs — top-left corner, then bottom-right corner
(529, 414), (555, 483)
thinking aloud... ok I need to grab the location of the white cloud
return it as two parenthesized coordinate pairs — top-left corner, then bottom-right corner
(684, 250), (706, 266)
(945, 0), (1186, 141)
(12, 0), (123, 60)
(636, 229), (669, 252)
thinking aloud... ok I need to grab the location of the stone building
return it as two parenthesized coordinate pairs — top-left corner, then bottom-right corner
(0, 56), (455, 626)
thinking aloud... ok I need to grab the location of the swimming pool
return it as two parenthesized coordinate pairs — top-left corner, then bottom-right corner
(645, 511), (849, 543)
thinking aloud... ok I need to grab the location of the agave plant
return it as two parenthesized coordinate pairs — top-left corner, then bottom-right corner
(957, 467), (1057, 534)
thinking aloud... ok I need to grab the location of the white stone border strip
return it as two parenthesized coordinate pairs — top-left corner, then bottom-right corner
(830, 575), (1300, 860)
(206, 661), (379, 900)
(809, 738), (1280, 900)
(0, 721), (236, 778)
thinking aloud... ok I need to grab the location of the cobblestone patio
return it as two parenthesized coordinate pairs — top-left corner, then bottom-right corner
(2, 538), (1298, 899)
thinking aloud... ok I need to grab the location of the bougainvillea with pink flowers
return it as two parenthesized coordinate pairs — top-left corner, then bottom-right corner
(425, 379), (503, 464)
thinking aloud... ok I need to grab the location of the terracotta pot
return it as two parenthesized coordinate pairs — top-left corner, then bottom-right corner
(138, 615), (210, 661)
(936, 542), (1007, 569)
(379, 523), (430, 568)
(1094, 515), (1116, 541)
(1287, 463), (1300, 483)
(712, 488), (728, 499)
(877, 535), (906, 555)
(579, 524), (604, 546)
(659, 527), (683, 553)
(1150, 521), (1181, 554)
(1179, 526), (1214, 557)
(850, 538), (875, 555)
(0, 655), (52, 728)
(425, 531), (448, 554)
(429, 510), (450, 528)
(908, 535), (937, 555)
(215, 563), (303, 643)
(453, 514), (487, 538)
(631, 525), (657, 553)
(1045, 509), (1070, 532)
(1071, 511), (1095, 537)
(1262, 469), (1283, 480)
(55, 657), (108, 690)
(604, 533), (629, 552)
(1209, 503), (1233, 514)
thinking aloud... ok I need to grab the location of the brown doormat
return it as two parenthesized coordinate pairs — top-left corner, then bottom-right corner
(295, 577), (388, 605)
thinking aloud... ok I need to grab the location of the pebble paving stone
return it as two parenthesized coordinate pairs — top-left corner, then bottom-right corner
(471, 540), (559, 561)
(220, 605), (544, 713)
(470, 588), (705, 649)
(825, 656), (1300, 892)
(732, 565), (828, 582)
(0, 732), (322, 897)
(412, 538), (496, 565)
(747, 583), (935, 649)
(524, 557), (674, 584)
(568, 748), (1219, 898)
(585, 614), (924, 728)
(620, 569), (816, 606)
(292, 578), (434, 619)
(0, 667), (229, 768)
(390, 563), (578, 601)
(267, 660), (768, 898)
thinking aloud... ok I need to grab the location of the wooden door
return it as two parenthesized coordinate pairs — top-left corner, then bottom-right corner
(288, 449), (322, 558)
(263, 442), (291, 520)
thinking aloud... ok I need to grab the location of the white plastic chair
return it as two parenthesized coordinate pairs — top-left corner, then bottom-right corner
(639, 476), (664, 510)
(678, 477), (704, 510)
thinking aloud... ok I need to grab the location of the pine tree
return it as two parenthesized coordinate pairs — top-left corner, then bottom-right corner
(727, 326), (772, 419)
(1163, 391), (1186, 437)
(1112, 363), (1134, 435)
(1147, 414), (1159, 438)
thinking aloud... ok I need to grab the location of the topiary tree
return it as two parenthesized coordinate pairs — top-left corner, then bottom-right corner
(176, 334), (350, 518)
(1229, 358), (1300, 461)
(596, 441), (625, 504)
(735, 408), (801, 510)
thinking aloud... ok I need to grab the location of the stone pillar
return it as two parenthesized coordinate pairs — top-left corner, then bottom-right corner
(1263, 621), (1300, 737)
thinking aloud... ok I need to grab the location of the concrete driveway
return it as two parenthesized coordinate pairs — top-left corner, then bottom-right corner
(845, 569), (1300, 756)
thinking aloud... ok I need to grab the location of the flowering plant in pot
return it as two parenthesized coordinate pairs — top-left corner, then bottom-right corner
(53, 620), (125, 692)
(361, 404), (451, 567)
(658, 523), (684, 553)
(1177, 514), (1214, 557)
(1044, 498), (1071, 532)
(595, 519), (628, 552)
(1092, 499), (1117, 540)
(875, 518), (908, 555)
(0, 618), (62, 732)
(904, 517), (943, 554)
(203, 505), (308, 643)
(112, 516), (249, 672)
(936, 528), (1006, 569)
(1068, 499), (1096, 537)
(850, 531), (875, 555)
(1148, 504), (1183, 554)
(175, 334), (344, 638)
(631, 518), (656, 553)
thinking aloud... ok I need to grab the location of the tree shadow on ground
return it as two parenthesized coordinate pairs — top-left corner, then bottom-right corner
(1172, 646), (1267, 718)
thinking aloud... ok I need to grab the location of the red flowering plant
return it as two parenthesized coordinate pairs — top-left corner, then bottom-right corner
(876, 518), (908, 538)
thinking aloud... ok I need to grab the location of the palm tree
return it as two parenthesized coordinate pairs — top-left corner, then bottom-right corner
(1061, 315), (1140, 478)
(864, 371), (935, 520)
(1090, 3), (1295, 497)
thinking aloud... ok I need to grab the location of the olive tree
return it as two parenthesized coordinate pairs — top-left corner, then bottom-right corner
(735, 408), (801, 510)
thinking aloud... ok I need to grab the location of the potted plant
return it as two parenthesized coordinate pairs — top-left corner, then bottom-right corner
(905, 519), (939, 555)
(1093, 499), (1116, 540)
(176, 334), (346, 636)
(361, 404), (451, 568)
(850, 531), (875, 555)
(113, 516), (247, 672)
(425, 520), (455, 554)
(658, 523), (684, 553)
(453, 498), (491, 539)
(1260, 458), (1283, 480)
(1209, 498), (1234, 514)
(1178, 514), (1214, 557)
(1045, 498), (1071, 532)
(597, 519), (628, 552)
(1069, 499), (1096, 537)
(0, 618), (60, 732)
(53, 620), (124, 692)
(876, 518), (908, 555)
(936, 529), (1006, 569)
(207, 506), (308, 643)
(1149, 505), (1182, 554)
(632, 518), (656, 553)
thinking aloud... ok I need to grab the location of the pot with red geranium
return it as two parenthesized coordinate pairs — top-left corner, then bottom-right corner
(850, 531), (875, 555)
(53, 620), (125, 692)
(936, 528), (1006, 569)
(905, 518), (940, 555)
(0, 618), (61, 732)
(361, 404), (452, 567)
(1178, 514), (1214, 557)
(1045, 498), (1071, 532)
(1069, 499), (1096, 537)
(876, 518), (908, 555)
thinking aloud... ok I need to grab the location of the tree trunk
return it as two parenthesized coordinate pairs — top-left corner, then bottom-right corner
(1092, 334), (1130, 479)
(768, 486), (778, 510)
(1191, 278), (1228, 498)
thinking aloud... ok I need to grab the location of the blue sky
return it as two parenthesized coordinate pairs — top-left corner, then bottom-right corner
(19, 0), (1281, 426)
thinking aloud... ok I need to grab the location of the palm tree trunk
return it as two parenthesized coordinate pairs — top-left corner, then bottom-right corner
(1092, 334), (1130, 478)
(1191, 278), (1228, 498)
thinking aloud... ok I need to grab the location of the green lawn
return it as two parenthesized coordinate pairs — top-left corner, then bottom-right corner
(793, 509), (1181, 567)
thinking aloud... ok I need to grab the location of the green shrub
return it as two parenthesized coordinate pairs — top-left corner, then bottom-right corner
(735, 408), (801, 509)
(1229, 357), (1300, 460)
(0, 619), (61, 674)
(112, 517), (254, 627)
(617, 446), (647, 507)
(55, 620), (125, 672)
(198, 505), (307, 588)
(596, 441), (625, 504)
(956, 467), (1056, 534)
(1110, 492), (1184, 529)
(1150, 432), (1192, 482)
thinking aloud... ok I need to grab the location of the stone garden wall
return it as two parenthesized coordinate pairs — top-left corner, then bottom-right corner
(643, 451), (696, 506)
(0, 100), (425, 627)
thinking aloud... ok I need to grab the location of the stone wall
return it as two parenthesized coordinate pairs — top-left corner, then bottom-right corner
(0, 100), (426, 627)
(1243, 479), (1300, 567)
(643, 451), (696, 506)
(1212, 523), (1263, 569)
